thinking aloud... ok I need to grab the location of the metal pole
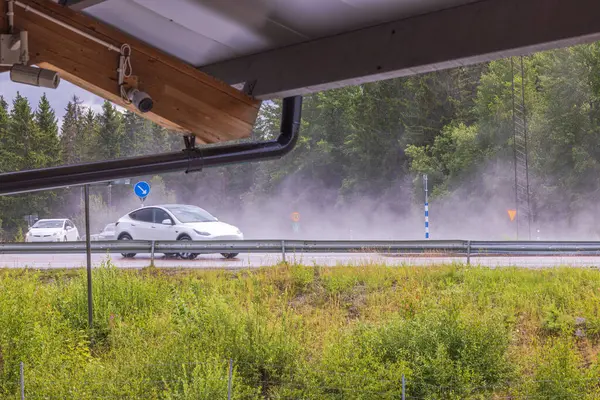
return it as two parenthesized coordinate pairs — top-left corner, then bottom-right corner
(150, 240), (155, 267)
(20, 361), (24, 400)
(423, 174), (429, 239)
(84, 185), (93, 329)
(227, 359), (233, 400)
(467, 240), (471, 265)
(107, 184), (112, 216)
(0, 96), (303, 196)
(401, 373), (405, 400)
(281, 240), (286, 263)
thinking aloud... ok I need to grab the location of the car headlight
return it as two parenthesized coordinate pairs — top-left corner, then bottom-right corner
(193, 230), (211, 236)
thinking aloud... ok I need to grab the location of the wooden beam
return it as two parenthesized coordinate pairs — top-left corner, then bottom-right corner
(0, 0), (260, 143)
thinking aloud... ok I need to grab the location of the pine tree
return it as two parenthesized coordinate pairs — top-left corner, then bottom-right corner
(60, 96), (83, 164)
(122, 111), (143, 156)
(0, 96), (7, 124)
(121, 110), (170, 157)
(77, 107), (98, 162)
(0, 96), (11, 240)
(10, 93), (41, 170)
(97, 100), (124, 160)
(34, 94), (64, 217)
(0, 95), (15, 173)
(1, 94), (44, 239)
(35, 94), (61, 167)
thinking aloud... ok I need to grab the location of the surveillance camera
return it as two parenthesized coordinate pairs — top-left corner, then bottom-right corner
(10, 64), (60, 89)
(127, 88), (153, 113)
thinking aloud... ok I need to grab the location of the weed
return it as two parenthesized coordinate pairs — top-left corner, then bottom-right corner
(0, 263), (599, 398)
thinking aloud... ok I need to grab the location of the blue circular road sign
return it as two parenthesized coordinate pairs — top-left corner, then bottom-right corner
(134, 181), (151, 199)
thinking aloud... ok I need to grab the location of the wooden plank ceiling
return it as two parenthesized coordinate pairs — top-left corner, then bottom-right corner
(0, 0), (261, 144)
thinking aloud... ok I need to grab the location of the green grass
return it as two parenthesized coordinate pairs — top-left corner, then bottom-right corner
(1, 261), (600, 399)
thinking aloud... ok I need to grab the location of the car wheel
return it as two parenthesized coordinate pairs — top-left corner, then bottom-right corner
(221, 253), (239, 259)
(119, 234), (136, 258)
(177, 235), (198, 260)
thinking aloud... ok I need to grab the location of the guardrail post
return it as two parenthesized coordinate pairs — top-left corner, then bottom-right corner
(20, 361), (24, 400)
(227, 358), (233, 400)
(150, 241), (155, 267)
(281, 240), (286, 263)
(467, 240), (471, 265)
(401, 373), (405, 400)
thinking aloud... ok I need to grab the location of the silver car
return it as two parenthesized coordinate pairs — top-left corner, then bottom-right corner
(90, 223), (116, 241)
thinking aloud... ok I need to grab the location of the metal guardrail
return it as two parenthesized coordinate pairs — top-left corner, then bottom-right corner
(3, 240), (600, 258)
(0, 240), (465, 254)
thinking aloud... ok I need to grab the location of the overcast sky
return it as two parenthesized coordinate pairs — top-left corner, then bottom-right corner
(0, 72), (110, 128)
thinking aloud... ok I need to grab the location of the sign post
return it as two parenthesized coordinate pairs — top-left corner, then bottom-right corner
(23, 214), (38, 228)
(84, 184), (93, 329)
(134, 181), (151, 205)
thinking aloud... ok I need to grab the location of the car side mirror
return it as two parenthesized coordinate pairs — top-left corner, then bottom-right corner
(162, 219), (172, 225)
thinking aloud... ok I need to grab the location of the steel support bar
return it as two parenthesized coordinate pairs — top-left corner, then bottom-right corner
(201, 0), (600, 99)
(20, 362), (24, 400)
(0, 96), (302, 196)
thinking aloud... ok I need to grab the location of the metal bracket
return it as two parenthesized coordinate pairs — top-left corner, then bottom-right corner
(242, 80), (257, 96)
(183, 135), (203, 173)
(0, 33), (23, 66)
(183, 134), (196, 150)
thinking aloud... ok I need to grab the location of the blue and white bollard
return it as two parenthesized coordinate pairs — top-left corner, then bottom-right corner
(423, 174), (429, 240)
(425, 202), (429, 239)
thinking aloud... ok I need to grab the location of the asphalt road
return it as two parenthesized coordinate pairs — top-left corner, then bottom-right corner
(1, 252), (600, 269)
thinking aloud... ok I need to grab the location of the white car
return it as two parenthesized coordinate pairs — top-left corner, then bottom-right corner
(114, 204), (243, 259)
(90, 223), (116, 241)
(26, 219), (80, 242)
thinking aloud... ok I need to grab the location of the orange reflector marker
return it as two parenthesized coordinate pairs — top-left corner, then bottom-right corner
(507, 209), (517, 221)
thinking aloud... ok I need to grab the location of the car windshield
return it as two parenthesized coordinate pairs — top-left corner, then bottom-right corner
(32, 220), (63, 229)
(165, 205), (217, 223)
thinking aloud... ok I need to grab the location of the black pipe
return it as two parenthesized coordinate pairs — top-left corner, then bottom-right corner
(0, 96), (302, 196)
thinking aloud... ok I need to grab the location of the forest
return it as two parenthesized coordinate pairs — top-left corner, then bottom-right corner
(1, 42), (600, 241)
